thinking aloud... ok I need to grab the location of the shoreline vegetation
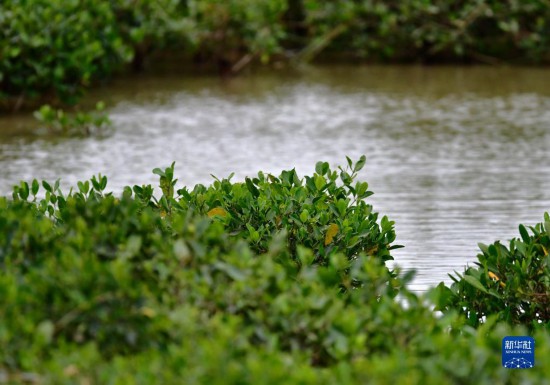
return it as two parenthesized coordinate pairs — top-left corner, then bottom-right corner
(1, 158), (549, 383)
(2, 0), (550, 112)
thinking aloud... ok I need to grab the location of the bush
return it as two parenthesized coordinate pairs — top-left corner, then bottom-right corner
(431, 214), (550, 330)
(2, 158), (403, 366)
(32, 102), (111, 136)
(1, 159), (549, 384)
(173, 156), (400, 266)
(0, 0), (132, 108)
(0, 0), (194, 110)
(302, 0), (550, 63)
(3, 1), (550, 111)
(187, 0), (287, 68)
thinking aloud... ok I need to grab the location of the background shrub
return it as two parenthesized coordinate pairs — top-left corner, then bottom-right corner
(302, 0), (550, 63)
(0, 0), (132, 108)
(2, 0), (550, 111)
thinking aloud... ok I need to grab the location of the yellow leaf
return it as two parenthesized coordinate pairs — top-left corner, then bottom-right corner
(488, 271), (506, 288)
(141, 307), (156, 318)
(488, 271), (500, 281)
(207, 207), (227, 218)
(365, 245), (379, 256)
(325, 223), (339, 245)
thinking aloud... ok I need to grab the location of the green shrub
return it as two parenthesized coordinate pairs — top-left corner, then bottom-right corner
(1, 159), (549, 384)
(1, 158), (403, 367)
(301, 0), (550, 63)
(0, 0), (192, 110)
(2, 0), (550, 110)
(0, 0), (132, 108)
(109, 0), (194, 70)
(173, 156), (400, 267)
(187, 0), (287, 67)
(430, 214), (550, 330)
(33, 102), (111, 136)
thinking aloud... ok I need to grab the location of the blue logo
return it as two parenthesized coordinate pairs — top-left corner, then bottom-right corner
(502, 336), (535, 369)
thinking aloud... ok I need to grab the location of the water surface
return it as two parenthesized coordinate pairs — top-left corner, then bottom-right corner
(1, 66), (549, 290)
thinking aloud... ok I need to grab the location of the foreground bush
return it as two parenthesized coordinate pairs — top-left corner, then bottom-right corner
(1, 159), (549, 384)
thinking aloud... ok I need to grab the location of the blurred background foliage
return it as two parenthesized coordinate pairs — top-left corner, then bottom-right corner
(1, 0), (550, 110)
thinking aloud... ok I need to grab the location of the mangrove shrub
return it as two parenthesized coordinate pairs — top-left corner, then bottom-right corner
(3, 1), (550, 110)
(1, 159), (549, 383)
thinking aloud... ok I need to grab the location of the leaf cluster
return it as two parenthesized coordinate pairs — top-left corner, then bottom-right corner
(3, 1), (550, 110)
(32, 102), (111, 136)
(431, 214), (550, 330)
(303, 0), (550, 63)
(172, 156), (400, 268)
(0, 0), (132, 109)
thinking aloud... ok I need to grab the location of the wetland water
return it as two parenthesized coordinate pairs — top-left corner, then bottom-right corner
(1, 66), (549, 290)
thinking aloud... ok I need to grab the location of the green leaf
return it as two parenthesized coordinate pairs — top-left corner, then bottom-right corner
(159, 196), (169, 211)
(314, 175), (325, 191)
(315, 161), (324, 174)
(428, 282), (455, 311)
(165, 162), (175, 181)
(340, 171), (352, 185)
(356, 181), (369, 198)
(245, 177), (260, 198)
(31, 179), (39, 195)
(246, 223), (260, 242)
(152, 168), (165, 177)
(19, 182), (29, 200)
(346, 156), (353, 169)
(77, 181), (89, 194)
(123, 186), (133, 198)
(463, 275), (489, 294)
(91, 176), (101, 191)
(478, 243), (489, 255)
(42, 181), (52, 192)
(315, 161), (329, 175)
(336, 199), (347, 216)
(354, 155), (366, 172)
(519, 224), (530, 243)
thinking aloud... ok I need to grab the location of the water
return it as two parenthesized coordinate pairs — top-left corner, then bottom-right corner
(1, 65), (549, 291)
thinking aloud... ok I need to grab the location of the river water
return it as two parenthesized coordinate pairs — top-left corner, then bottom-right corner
(1, 65), (549, 291)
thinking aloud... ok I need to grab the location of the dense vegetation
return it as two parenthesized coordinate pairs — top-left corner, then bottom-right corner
(1, 158), (549, 384)
(2, 0), (550, 110)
